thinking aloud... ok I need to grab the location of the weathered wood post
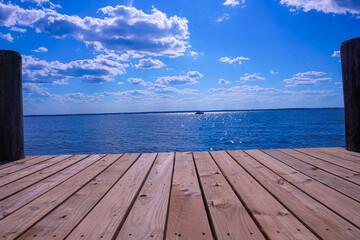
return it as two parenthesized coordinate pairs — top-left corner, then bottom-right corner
(341, 37), (360, 152)
(0, 50), (24, 161)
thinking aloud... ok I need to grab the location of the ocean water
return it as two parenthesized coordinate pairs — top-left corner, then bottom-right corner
(24, 108), (345, 155)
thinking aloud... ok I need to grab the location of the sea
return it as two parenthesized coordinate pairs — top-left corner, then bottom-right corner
(24, 108), (345, 156)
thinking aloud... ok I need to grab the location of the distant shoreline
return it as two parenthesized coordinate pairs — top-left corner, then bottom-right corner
(24, 107), (344, 117)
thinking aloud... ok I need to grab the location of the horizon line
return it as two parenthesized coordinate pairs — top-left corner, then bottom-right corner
(23, 107), (344, 117)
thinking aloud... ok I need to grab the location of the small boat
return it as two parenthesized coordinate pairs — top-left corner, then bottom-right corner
(195, 111), (204, 114)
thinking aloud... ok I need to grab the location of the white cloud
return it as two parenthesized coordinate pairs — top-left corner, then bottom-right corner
(283, 71), (331, 87)
(189, 51), (198, 57)
(219, 79), (230, 84)
(270, 70), (279, 74)
(23, 82), (51, 97)
(0, 3), (190, 57)
(218, 56), (250, 64)
(127, 78), (153, 86)
(0, 2), (53, 27)
(332, 50), (340, 57)
(334, 82), (342, 85)
(23, 53), (129, 84)
(238, 73), (266, 82)
(294, 71), (326, 77)
(217, 13), (230, 22)
(156, 71), (203, 85)
(118, 81), (123, 85)
(223, 0), (244, 7)
(280, 0), (360, 15)
(188, 50), (203, 59)
(32, 47), (48, 52)
(135, 58), (165, 69)
(0, 32), (13, 42)
(147, 84), (198, 95)
(10, 26), (26, 32)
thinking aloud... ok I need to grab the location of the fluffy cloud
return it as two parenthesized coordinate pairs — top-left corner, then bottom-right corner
(0, 32), (13, 42)
(270, 70), (279, 74)
(283, 71), (331, 87)
(238, 73), (266, 82)
(280, 0), (360, 15)
(218, 56), (250, 64)
(223, 0), (244, 7)
(332, 50), (340, 57)
(217, 13), (230, 22)
(32, 47), (48, 52)
(23, 53), (129, 84)
(10, 26), (26, 32)
(147, 84), (198, 95)
(23, 82), (52, 97)
(0, 3), (190, 57)
(209, 85), (293, 95)
(135, 58), (166, 69)
(0, 2), (52, 27)
(127, 78), (153, 86)
(156, 71), (203, 85)
(219, 79), (230, 84)
(209, 84), (333, 97)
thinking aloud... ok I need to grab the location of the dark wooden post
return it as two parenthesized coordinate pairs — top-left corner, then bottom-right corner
(0, 50), (24, 161)
(340, 37), (360, 152)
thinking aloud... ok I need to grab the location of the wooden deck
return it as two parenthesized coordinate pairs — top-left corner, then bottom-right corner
(0, 147), (359, 239)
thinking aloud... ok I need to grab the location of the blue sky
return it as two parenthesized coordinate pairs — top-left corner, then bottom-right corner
(1, 0), (359, 115)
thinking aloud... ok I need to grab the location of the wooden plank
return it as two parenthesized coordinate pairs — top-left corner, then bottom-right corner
(296, 148), (360, 172)
(211, 151), (317, 240)
(193, 151), (265, 240)
(317, 147), (360, 164)
(18, 153), (139, 240)
(0, 155), (55, 178)
(0, 154), (104, 220)
(0, 155), (72, 186)
(0, 155), (38, 171)
(331, 147), (360, 158)
(278, 149), (360, 186)
(165, 152), (212, 240)
(67, 153), (157, 239)
(263, 149), (360, 201)
(116, 152), (174, 239)
(0, 155), (89, 201)
(228, 150), (360, 240)
(246, 150), (360, 228)
(0, 154), (120, 240)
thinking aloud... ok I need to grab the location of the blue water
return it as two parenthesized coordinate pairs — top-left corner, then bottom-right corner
(24, 108), (345, 155)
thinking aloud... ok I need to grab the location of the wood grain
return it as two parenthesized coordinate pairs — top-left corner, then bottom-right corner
(246, 150), (360, 228)
(296, 148), (360, 172)
(0, 155), (89, 201)
(0, 154), (103, 219)
(116, 152), (174, 240)
(193, 151), (264, 240)
(228, 150), (360, 240)
(263, 149), (360, 200)
(66, 153), (157, 240)
(0, 155), (72, 186)
(278, 148), (360, 185)
(0, 155), (55, 178)
(341, 37), (360, 152)
(317, 147), (360, 164)
(211, 151), (317, 240)
(18, 154), (138, 240)
(0, 154), (115, 239)
(165, 152), (212, 240)
(0, 155), (41, 172)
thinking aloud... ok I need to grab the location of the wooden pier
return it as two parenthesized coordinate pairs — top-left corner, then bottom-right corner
(0, 147), (359, 239)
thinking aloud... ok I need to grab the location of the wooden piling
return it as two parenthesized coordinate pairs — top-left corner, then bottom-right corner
(340, 37), (360, 152)
(0, 50), (24, 161)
